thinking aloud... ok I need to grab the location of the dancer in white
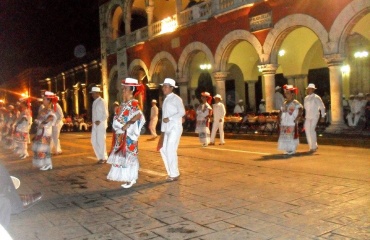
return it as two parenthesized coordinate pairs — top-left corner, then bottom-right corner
(90, 87), (109, 164)
(278, 86), (303, 155)
(157, 78), (185, 181)
(50, 101), (64, 155)
(149, 99), (159, 139)
(209, 94), (226, 145)
(107, 78), (145, 188)
(196, 92), (212, 147)
(14, 98), (32, 159)
(304, 83), (326, 152)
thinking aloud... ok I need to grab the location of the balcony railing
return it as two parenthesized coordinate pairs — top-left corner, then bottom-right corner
(107, 0), (258, 52)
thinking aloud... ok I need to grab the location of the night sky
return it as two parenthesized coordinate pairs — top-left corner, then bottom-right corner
(0, 0), (100, 84)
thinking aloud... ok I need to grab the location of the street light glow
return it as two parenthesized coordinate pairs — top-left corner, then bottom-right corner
(354, 51), (368, 58)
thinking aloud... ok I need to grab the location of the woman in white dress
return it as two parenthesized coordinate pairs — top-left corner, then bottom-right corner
(195, 92), (212, 147)
(32, 92), (57, 170)
(107, 78), (145, 188)
(278, 86), (303, 155)
(14, 99), (32, 159)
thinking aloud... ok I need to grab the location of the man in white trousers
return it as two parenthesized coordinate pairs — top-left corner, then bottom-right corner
(50, 101), (64, 155)
(209, 94), (226, 145)
(157, 78), (185, 182)
(304, 83), (326, 152)
(149, 99), (159, 139)
(90, 87), (109, 164)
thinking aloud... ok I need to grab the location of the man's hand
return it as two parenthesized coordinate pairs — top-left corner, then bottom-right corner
(163, 118), (169, 123)
(95, 121), (100, 125)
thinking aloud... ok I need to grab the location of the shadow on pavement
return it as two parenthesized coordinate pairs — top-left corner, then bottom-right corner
(255, 151), (315, 161)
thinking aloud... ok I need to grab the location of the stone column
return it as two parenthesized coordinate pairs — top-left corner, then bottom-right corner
(146, 5), (154, 37)
(61, 73), (66, 90)
(324, 54), (348, 133)
(81, 83), (87, 112)
(61, 91), (67, 114)
(295, 74), (307, 103)
(83, 64), (88, 85)
(212, 72), (228, 105)
(246, 80), (257, 112)
(73, 84), (80, 115)
(258, 64), (278, 112)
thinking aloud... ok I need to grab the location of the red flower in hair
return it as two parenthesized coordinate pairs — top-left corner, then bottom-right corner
(132, 100), (138, 107)
(123, 110), (129, 116)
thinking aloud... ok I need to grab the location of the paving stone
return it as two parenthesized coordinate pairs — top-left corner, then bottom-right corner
(191, 226), (269, 240)
(151, 220), (214, 239)
(181, 208), (236, 225)
(224, 215), (276, 232)
(69, 229), (130, 240)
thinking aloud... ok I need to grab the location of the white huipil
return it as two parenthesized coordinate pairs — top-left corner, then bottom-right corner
(304, 93), (326, 151)
(210, 102), (226, 144)
(91, 96), (108, 161)
(149, 104), (159, 137)
(196, 102), (212, 146)
(160, 93), (185, 178)
(14, 109), (32, 156)
(50, 103), (64, 154)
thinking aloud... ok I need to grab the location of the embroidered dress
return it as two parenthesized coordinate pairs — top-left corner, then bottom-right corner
(195, 103), (212, 145)
(32, 109), (56, 168)
(14, 109), (32, 156)
(107, 100), (145, 182)
(278, 100), (302, 153)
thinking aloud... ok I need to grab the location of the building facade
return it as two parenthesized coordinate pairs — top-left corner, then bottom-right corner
(96, 0), (369, 132)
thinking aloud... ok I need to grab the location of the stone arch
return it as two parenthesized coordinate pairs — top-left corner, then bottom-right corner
(264, 14), (329, 64)
(105, 0), (125, 39)
(128, 59), (149, 80)
(330, 0), (370, 55)
(214, 30), (262, 72)
(148, 51), (177, 82)
(178, 42), (214, 80)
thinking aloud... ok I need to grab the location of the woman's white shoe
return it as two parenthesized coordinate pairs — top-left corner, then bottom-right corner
(40, 165), (53, 171)
(121, 180), (136, 189)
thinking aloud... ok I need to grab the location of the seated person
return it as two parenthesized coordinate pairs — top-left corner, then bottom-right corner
(258, 99), (266, 114)
(0, 164), (42, 229)
(233, 100), (245, 117)
(183, 105), (196, 131)
(64, 115), (73, 132)
(77, 115), (88, 131)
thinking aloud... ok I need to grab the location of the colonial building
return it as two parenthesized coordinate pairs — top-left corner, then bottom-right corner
(97, 0), (369, 133)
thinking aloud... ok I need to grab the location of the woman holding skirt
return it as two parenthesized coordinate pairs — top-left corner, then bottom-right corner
(278, 86), (303, 155)
(107, 78), (145, 188)
(14, 99), (32, 159)
(195, 92), (212, 147)
(32, 92), (57, 170)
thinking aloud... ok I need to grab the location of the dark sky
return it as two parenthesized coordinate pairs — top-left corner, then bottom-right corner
(0, 0), (100, 83)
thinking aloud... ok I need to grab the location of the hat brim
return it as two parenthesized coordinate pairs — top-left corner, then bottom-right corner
(160, 83), (178, 88)
(305, 87), (317, 89)
(89, 91), (102, 93)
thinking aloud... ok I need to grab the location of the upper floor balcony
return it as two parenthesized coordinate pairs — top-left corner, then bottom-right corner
(105, 0), (258, 53)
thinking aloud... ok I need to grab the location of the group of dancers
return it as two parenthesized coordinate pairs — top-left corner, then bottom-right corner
(0, 91), (61, 171)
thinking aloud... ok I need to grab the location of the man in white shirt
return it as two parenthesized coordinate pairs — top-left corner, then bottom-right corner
(157, 78), (185, 182)
(233, 99), (245, 116)
(274, 86), (285, 110)
(304, 83), (326, 152)
(347, 93), (366, 127)
(50, 102), (64, 155)
(90, 87), (109, 164)
(210, 94), (226, 145)
(149, 99), (159, 139)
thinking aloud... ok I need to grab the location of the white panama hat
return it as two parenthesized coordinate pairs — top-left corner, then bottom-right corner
(306, 83), (317, 89)
(121, 77), (141, 86)
(152, 99), (157, 103)
(160, 78), (178, 88)
(89, 87), (102, 93)
(214, 94), (222, 100)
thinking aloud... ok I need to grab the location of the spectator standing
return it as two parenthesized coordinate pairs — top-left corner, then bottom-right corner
(259, 99), (266, 113)
(274, 86), (285, 110)
(303, 83), (326, 152)
(157, 78), (185, 182)
(209, 94), (226, 145)
(149, 99), (159, 139)
(90, 87), (109, 164)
